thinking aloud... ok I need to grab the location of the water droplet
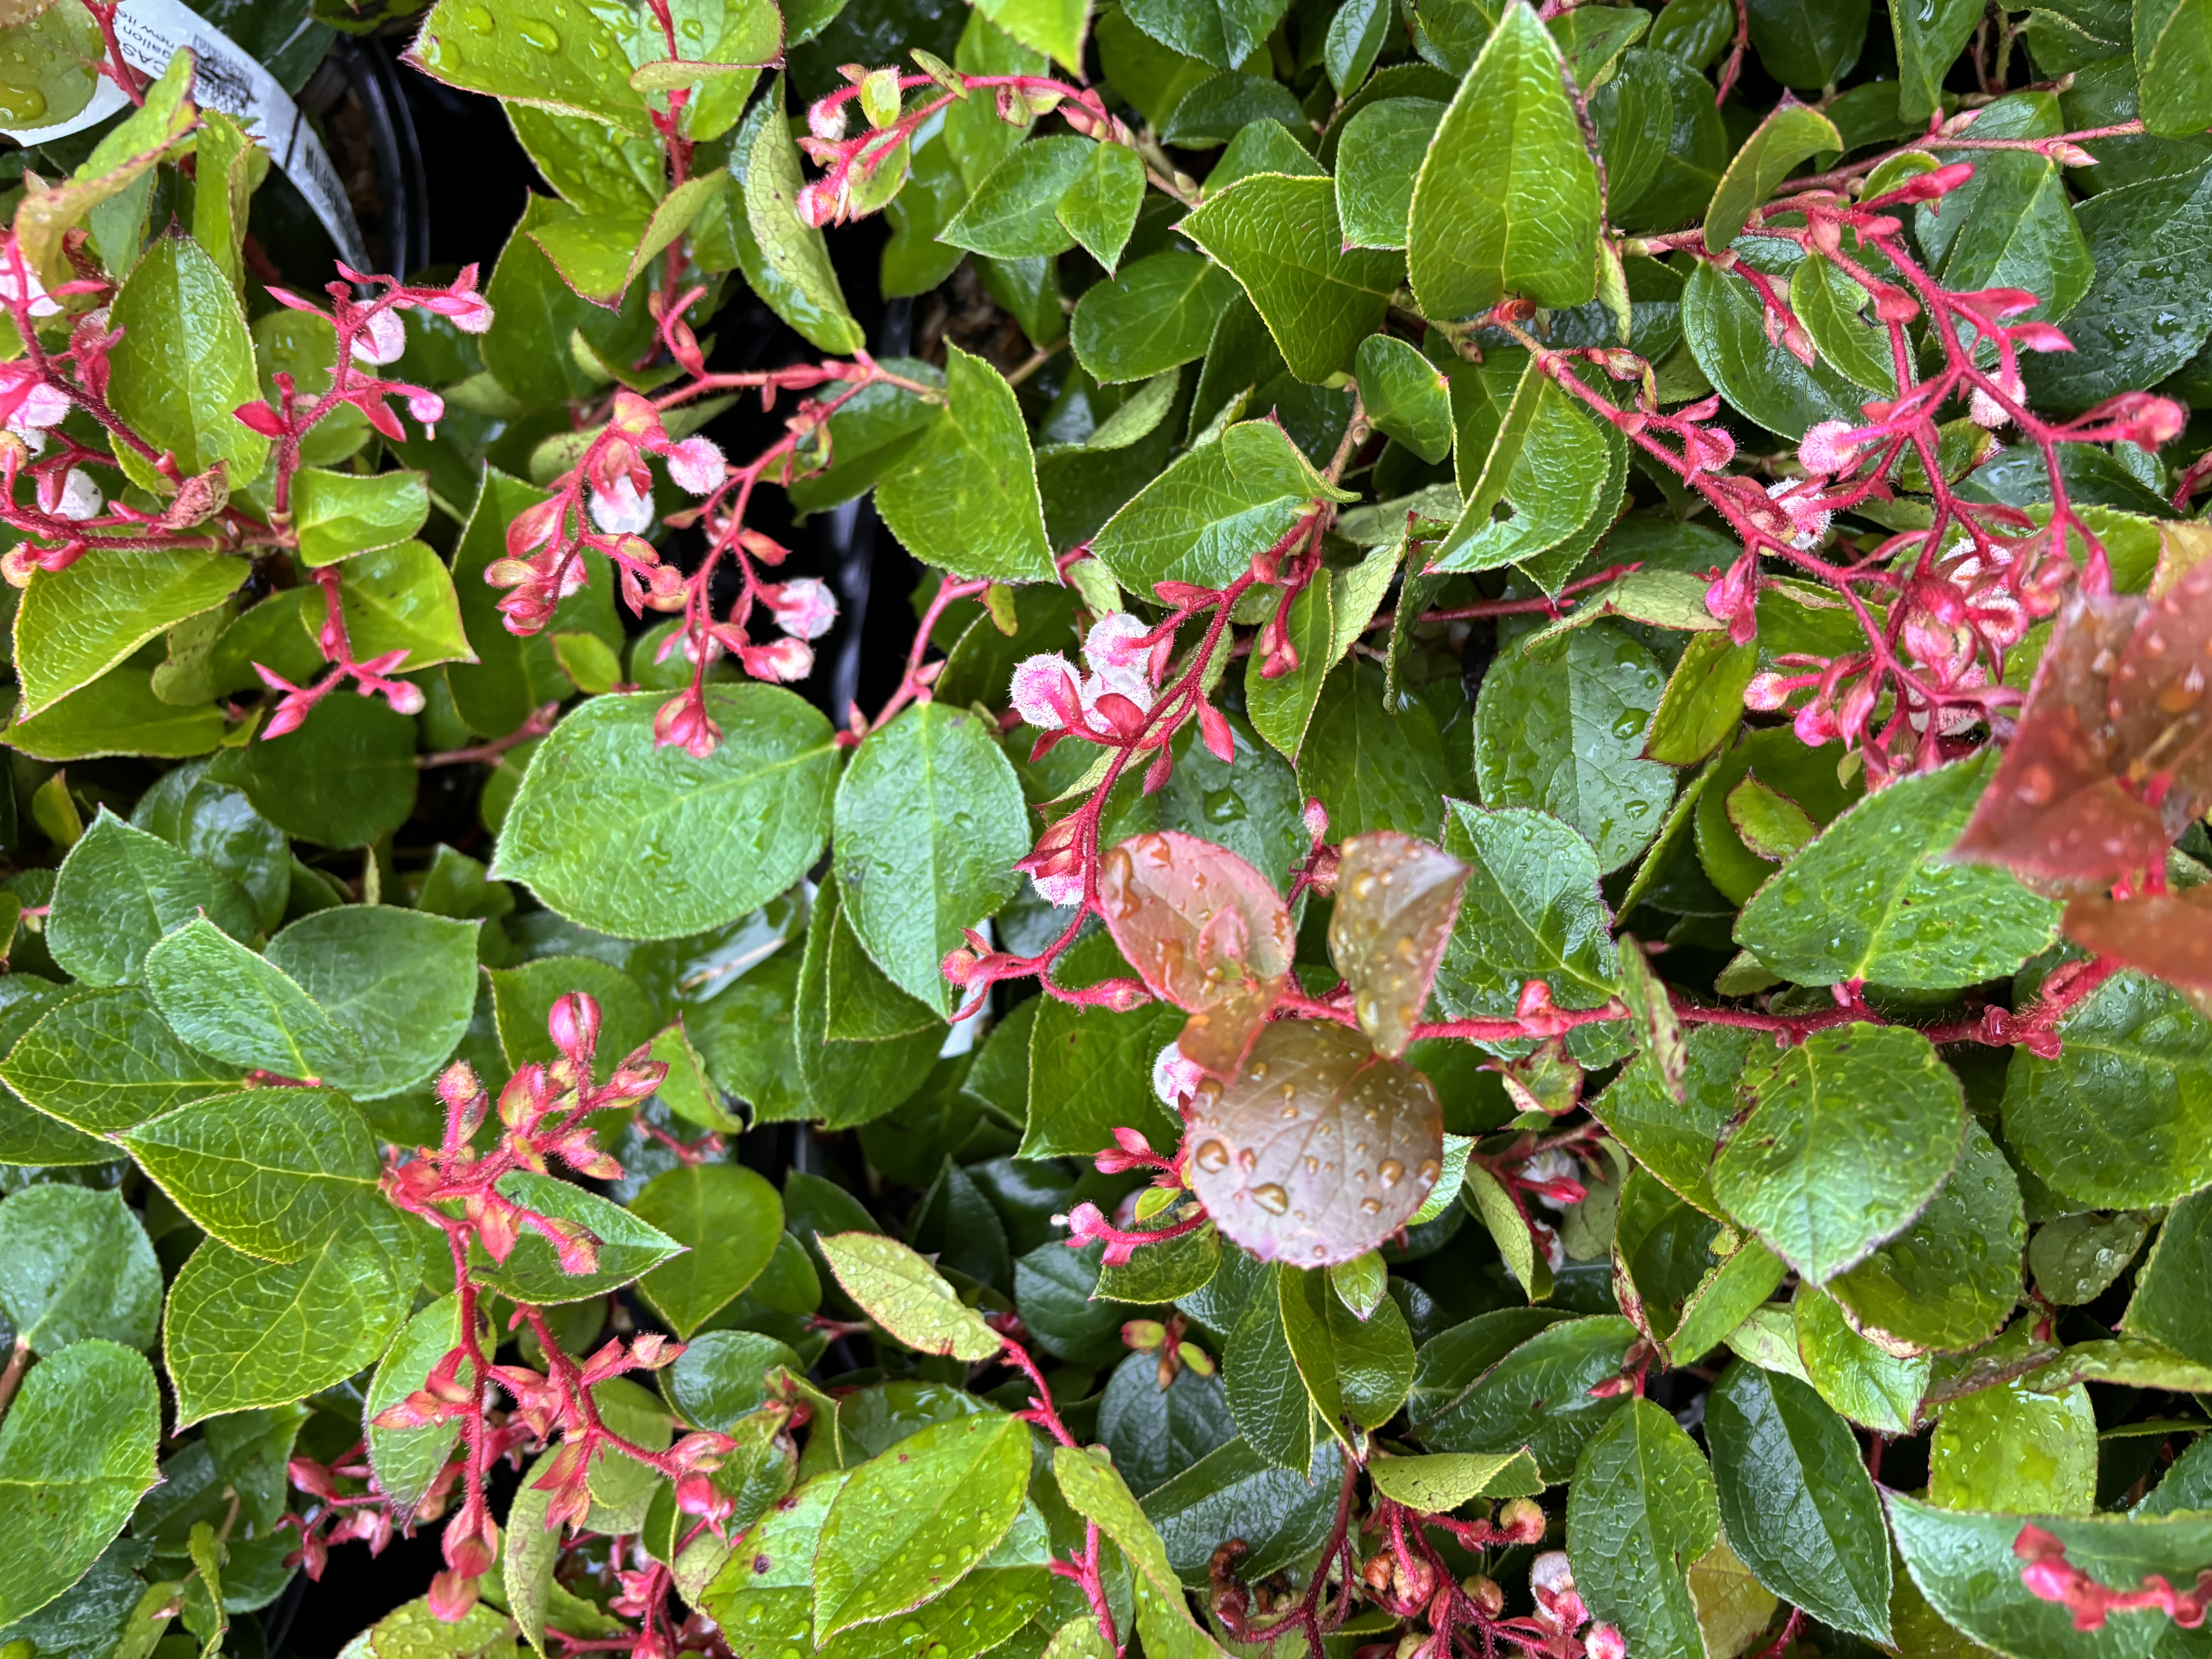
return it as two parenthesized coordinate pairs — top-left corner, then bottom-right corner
(517, 17), (560, 48)
(1377, 1159), (1404, 1187)
(0, 82), (46, 122)
(458, 1), (493, 28)
(1253, 1183), (1289, 1214)
(1194, 1139), (1230, 1173)
(1360, 1197), (1382, 1213)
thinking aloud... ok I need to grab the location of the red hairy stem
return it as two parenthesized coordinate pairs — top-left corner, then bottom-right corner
(2017, 1525), (2212, 1631)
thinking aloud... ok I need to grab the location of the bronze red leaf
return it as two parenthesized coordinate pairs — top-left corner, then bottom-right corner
(1327, 831), (1470, 1058)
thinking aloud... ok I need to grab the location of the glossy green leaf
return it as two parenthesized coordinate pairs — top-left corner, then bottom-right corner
(165, 1195), (421, 1426)
(1070, 251), (1242, 385)
(1245, 575), (1333, 763)
(529, 175), (724, 308)
(631, 1162), (785, 1337)
(943, 136), (1089, 258)
(1680, 247), (1866, 439)
(1793, 1286), (1928, 1435)
(2000, 971), (2212, 1210)
(728, 79), (866, 354)
(1565, 1397), (1719, 1659)
(815, 1412), (1031, 1633)
(14, 550), (248, 718)
(1355, 334), (1453, 463)
(292, 469), (431, 568)
(141, 918), (367, 1084)
(203, 693), (420, 849)
(409, 0), (651, 131)
(1706, 1361), (1893, 1643)
(1326, 0), (1391, 92)
(366, 1294), (474, 1522)
(494, 686), (837, 940)
(1929, 1373), (2097, 1514)
(1703, 102), (1842, 252)
(2121, 1185), (2212, 1367)
(2137, 0), (2212, 136)
(47, 809), (254, 988)
(877, 349), (1051, 581)
(1407, 2), (1602, 318)
(817, 1230), (1005, 1360)
(1184, 175), (1404, 383)
(264, 907), (480, 1101)
(0, 1340), (161, 1626)
(1746, 0), (1868, 86)
(108, 231), (268, 488)
(1, 984), (237, 1135)
(1091, 419), (1348, 593)
(1420, 1315), (1637, 1477)
(1432, 360), (1620, 578)
(1433, 800), (1621, 1020)
(0, 1184), (161, 1355)
(1053, 139), (1145, 273)
(1714, 1024), (1965, 1284)
(124, 1086), (379, 1263)
(1296, 660), (1453, 842)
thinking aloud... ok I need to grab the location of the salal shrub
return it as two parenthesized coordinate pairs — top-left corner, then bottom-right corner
(3, 0), (2212, 1655)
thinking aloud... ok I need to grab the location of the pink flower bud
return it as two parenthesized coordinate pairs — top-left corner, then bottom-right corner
(740, 636), (814, 682)
(548, 992), (600, 1063)
(1197, 700), (1234, 764)
(653, 693), (721, 756)
(1152, 1041), (1204, 1108)
(589, 474), (654, 536)
(1010, 653), (1082, 730)
(407, 389), (445, 428)
(352, 308), (407, 366)
(235, 400), (289, 438)
(1798, 419), (1862, 477)
(1743, 671), (1793, 711)
(1584, 1624), (1626, 1659)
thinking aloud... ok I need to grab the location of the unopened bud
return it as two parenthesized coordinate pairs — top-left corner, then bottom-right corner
(1496, 1498), (1546, 1546)
(1460, 1575), (1505, 1618)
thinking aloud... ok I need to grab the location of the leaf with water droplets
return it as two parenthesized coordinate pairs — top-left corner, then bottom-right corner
(1956, 564), (2212, 889)
(1327, 831), (1470, 1059)
(1711, 1023), (1966, 1285)
(817, 1231), (1005, 1362)
(813, 1412), (1032, 1635)
(1184, 1020), (1444, 1267)
(1098, 831), (1296, 1074)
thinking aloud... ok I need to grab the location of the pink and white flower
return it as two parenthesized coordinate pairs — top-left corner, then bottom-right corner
(763, 577), (837, 639)
(352, 307), (407, 366)
(665, 435), (726, 494)
(589, 475), (654, 536)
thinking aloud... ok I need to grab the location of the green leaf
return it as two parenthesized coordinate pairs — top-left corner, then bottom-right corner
(663, 1329), (805, 1430)
(817, 1231), (1005, 1361)
(1591, 48), (1730, 232)
(528, 175), (725, 308)
(508, 103), (663, 218)
(1278, 1264), (1416, 1439)
(943, 136), (1091, 258)
(1122, 0), (1291, 67)
(1433, 800), (1621, 1020)
(1917, 94), (2092, 328)
(1245, 576), (1334, 762)
(1999, 970), (2212, 1209)
(1793, 1286), (1927, 1435)
(1140, 1437), (1342, 1588)
(1702, 101), (1842, 252)
(876, 347), (1053, 585)
(108, 231), (268, 488)
(1645, 632), (1756, 766)
(1335, 98), (1445, 251)
(123, 1086), (378, 1263)
(1566, 1398), (1719, 1659)
(165, 1195), (421, 1427)
(1407, 2), (1602, 318)
(1326, 0), (1391, 89)
(1091, 420), (1347, 592)
(0, 1340), (161, 1626)
(1055, 140), (1146, 273)
(407, 0), (652, 134)
(2022, 162), (2212, 409)
(203, 693), (420, 849)
(1355, 334), (1453, 463)
(1297, 660), (1453, 841)
(833, 701), (1031, 1015)
(14, 550), (248, 718)
(1929, 1372), (2097, 1513)
(6, 664), (225, 762)
(815, 1413), (1031, 1634)
(631, 1162), (785, 1337)
(1472, 623), (1671, 873)
(1746, 0), (1868, 86)
(1706, 1361), (1892, 1644)
(0, 1184), (160, 1354)
(1892, 0), (1981, 117)
(489, 956), (656, 1077)
(292, 471), (432, 569)
(1070, 251), (1242, 385)
(2122, 1185), (2212, 1368)
(1183, 175), (1406, 383)
(1419, 1315), (1637, 1476)
(47, 809), (254, 988)
(2136, 0), (2212, 136)
(493, 686), (837, 941)
(265, 907), (481, 1101)
(972, 0), (1087, 67)
(131, 763), (288, 932)
(141, 918), (368, 1084)
(1735, 754), (2059, 987)
(785, 880), (944, 1131)
(1367, 1449), (1540, 1510)
(470, 1170), (683, 1304)
(1432, 360), (1620, 579)
(728, 80), (866, 354)
(1788, 253), (1896, 395)
(366, 1294), (474, 1522)
(1711, 1024), (1965, 1284)
(0, 984), (237, 1136)
(1827, 1119), (2023, 1355)
(1465, 1160), (1546, 1301)
(1051, 1443), (1216, 1652)
(1889, 1495), (2212, 1657)
(480, 194), (655, 406)
(1680, 245), (1866, 439)
(15, 51), (196, 290)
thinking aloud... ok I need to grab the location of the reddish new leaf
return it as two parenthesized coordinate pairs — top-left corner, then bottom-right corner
(1097, 830), (1295, 1074)
(1185, 1020), (1445, 1266)
(1957, 565), (2212, 888)
(2062, 887), (2212, 993)
(1327, 831), (1470, 1059)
